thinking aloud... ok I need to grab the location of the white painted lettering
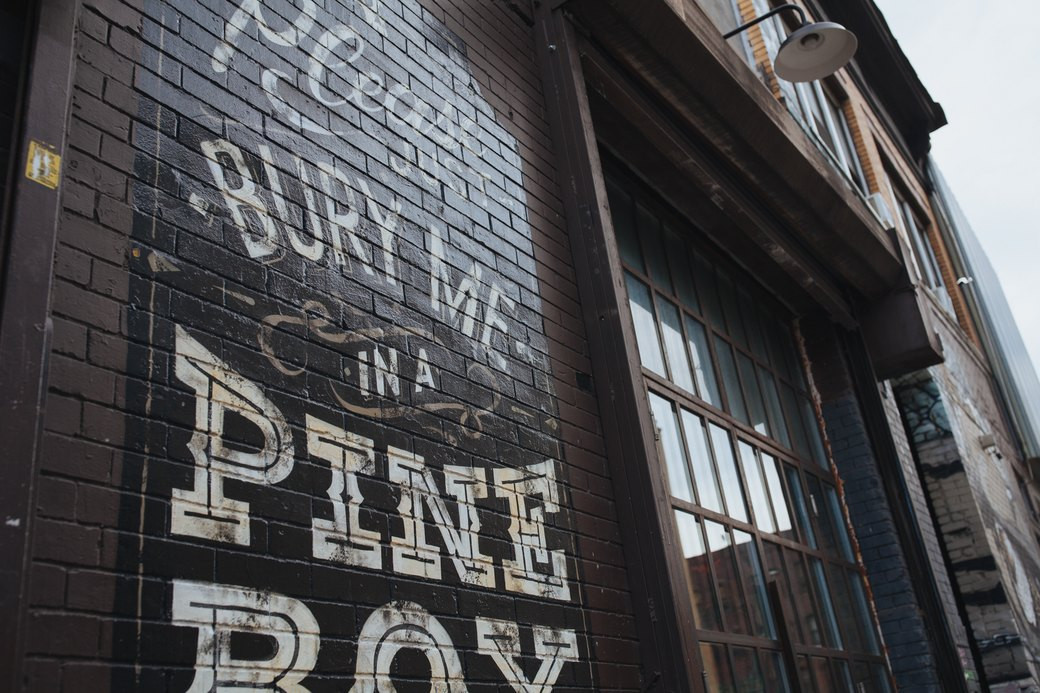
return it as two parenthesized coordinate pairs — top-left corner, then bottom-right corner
(171, 326), (295, 545)
(476, 617), (579, 692)
(495, 461), (572, 601)
(389, 447), (495, 588)
(201, 139), (279, 260)
(173, 580), (319, 692)
(350, 602), (465, 693)
(307, 414), (382, 569)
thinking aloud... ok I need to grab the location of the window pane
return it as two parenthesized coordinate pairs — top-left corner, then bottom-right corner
(739, 288), (770, 363)
(763, 541), (803, 643)
(800, 395), (828, 468)
(731, 646), (764, 691)
(761, 651), (791, 693)
(811, 557), (843, 649)
(762, 454), (794, 539)
(649, 393), (695, 503)
(734, 529), (776, 639)
(874, 664), (893, 693)
(606, 179), (643, 271)
(848, 569), (880, 654)
(626, 273), (666, 376)
(700, 642), (735, 692)
(716, 338), (749, 424)
(852, 661), (891, 693)
(834, 660), (855, 692)
(827, 562), (863, 653)
(738, 353), (770, 435)
(739, 442), (775, 533)
(686, 316), (721, 406)
(811, 656), (837, 693)
(806, 474), (838, 556)
(705, 520), (751, 634)
(716, 268), (748, 347)
(692, 248), (726, 330)
(674, 510), (722, 631)
(780, 383), (812, 460)
(710, 424), (749, 523)
(636, 203), (672, 290)
(825, 485), (854, 562)
(796, 656), (814, 693)
(759, 368), (791, 448)
(786, 549), (822, 646)
(665, 226), (699, 312)
(656, 296), (695, 393)
(784, 465), (817, 548)
(681, 409), (724, 514)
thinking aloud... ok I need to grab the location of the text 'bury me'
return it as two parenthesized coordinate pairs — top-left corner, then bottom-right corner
(170, 325), (572, 602)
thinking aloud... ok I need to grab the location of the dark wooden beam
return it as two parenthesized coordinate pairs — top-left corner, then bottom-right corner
(535, 6), (704, 691)
(0, 0), (81, 687)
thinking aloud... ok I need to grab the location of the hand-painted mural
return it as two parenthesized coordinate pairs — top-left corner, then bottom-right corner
(116, 0), (588, 688)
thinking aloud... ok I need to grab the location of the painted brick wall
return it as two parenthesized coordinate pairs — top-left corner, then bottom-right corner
(897, 306), (1040, 689)
(22, 0), (641, 689)
(799, 317), (949, 692)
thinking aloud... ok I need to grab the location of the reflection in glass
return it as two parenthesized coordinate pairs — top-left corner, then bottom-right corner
(637, 203), (672, 290)
(827, 562), (863, 653)
(715, 338), (749, 424)
(734, 529), (776, 638)
(649, 393), (695, 503)
(763, 542), (802, 643)
(761, 651), (791, 693)
(834, 660), (855, 692)
(806, 474), (837, 556)
(710, 424), (749, 523)
(811, 557), (843, 649)
(626, 273), (666, 376)
(780, 382), (811, 460)
(759, 368), (791, 448)
(681, 410), (724, 514)
(739, 442), (774, 533)
(811, 656), (837, 693)
(606, 179), (643, 271)
(784, 465), (817, 548)
(692, 249), (726, 330)
(786, 548), (822, 646)
(731, 646), (763, 691)
(666, 227), (699, 313)
(674, 510), (721, 631)
(796, 656), (814, 693)
(801, 396), (829, 468)
(740, 287), (770, 363)
(700, 642), (735, 692)
(705, 520), (751, 634)
(686, 316), (721, 406)
(717, 268), (747, 347)
(656, 297), (695, 393)
(849, 569), (881, 654)
(825, 485), (854, 561)
(738, 353), (769, 435)
(762, 454), (793, 538)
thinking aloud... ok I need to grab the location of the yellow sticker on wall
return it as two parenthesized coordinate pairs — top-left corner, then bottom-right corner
(24, 140), (61, 189)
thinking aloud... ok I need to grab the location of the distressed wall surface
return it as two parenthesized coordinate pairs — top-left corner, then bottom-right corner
(24, 0), (639, 689)
(896, 299), (1040, 691)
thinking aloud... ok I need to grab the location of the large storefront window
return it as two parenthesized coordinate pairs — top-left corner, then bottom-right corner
(606, 165), (891, 692)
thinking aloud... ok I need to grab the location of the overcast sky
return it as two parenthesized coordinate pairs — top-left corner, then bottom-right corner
(871, 0), (1040, 374)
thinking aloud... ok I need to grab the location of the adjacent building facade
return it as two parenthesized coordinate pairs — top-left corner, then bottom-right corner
(1, 0), (1037, 691)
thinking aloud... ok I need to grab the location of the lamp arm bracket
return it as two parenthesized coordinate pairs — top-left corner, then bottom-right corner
(723, 3), (807, 39)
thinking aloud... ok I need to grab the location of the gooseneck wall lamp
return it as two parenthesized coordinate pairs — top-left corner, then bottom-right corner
(723, 3), (858, 82)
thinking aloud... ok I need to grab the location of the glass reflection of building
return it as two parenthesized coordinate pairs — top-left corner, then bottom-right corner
(608, 162), (891, 692)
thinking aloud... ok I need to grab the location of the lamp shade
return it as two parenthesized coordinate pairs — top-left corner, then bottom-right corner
(774, 22), (857, 82)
